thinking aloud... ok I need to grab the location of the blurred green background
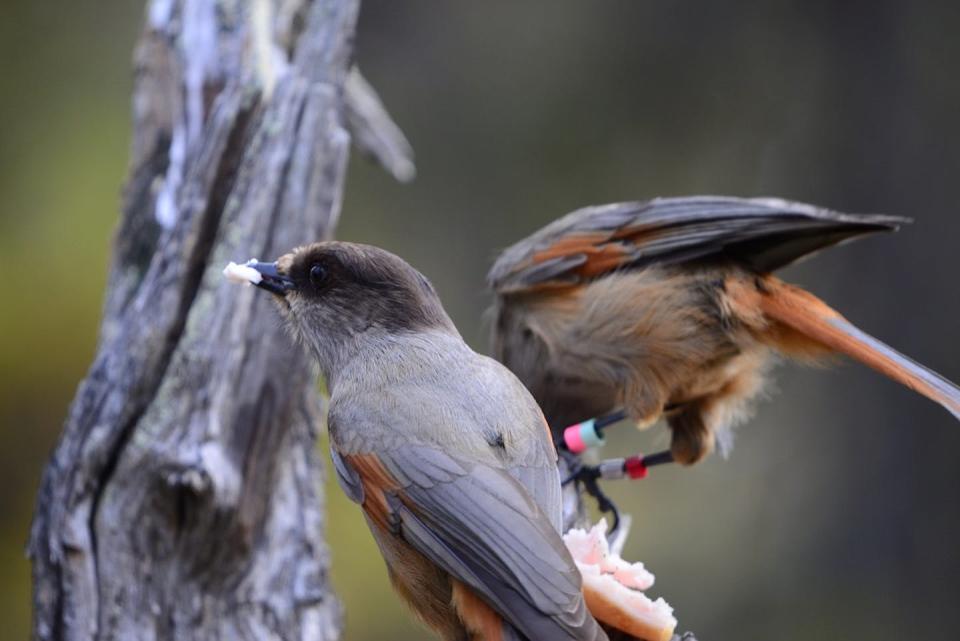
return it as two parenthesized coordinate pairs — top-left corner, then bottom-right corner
(3, 1), (960, 640)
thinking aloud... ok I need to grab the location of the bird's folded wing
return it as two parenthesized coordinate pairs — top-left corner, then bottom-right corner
(488, 196), (908, 293)
(337, 444), (604, 641)
(330, 447), (365, 503)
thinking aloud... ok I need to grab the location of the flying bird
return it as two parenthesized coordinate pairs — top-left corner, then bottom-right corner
(488, 196), (960, 465)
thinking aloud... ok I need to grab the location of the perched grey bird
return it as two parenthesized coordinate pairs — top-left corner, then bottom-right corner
(241, 241), (611, 641)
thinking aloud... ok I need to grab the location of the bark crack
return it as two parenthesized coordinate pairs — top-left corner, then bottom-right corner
(86, 91), (260, 621)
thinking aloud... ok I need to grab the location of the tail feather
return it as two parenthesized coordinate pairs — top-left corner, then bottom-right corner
(757, 280), (960, 420)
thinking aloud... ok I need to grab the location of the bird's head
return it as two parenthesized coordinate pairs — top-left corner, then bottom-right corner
(247, 241), (456, 379)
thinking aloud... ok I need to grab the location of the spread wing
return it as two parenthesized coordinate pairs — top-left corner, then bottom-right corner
(488, 196), (908, 294)
(332, 443), (604, 641)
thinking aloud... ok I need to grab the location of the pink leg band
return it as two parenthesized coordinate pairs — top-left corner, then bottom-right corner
(564, 424), (588, 454)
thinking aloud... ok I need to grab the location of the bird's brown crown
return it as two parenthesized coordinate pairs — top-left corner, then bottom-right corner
(278, 241), (454, 333)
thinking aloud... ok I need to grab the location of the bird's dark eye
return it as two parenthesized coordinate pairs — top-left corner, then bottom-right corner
(309, 264), (328, 287)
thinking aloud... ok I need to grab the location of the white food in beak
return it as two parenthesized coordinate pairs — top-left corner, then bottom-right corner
(222, 259), (263, 285)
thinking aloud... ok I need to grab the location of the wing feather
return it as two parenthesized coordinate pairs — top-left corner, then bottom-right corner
(341, 446), (605, 641)
(489, 196), (908, 293)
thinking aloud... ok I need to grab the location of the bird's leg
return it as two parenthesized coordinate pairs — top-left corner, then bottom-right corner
(581, 472), (621, 535)
(621, 374), (672, 430)
(666, 401), (714, 465)
(559, 454), (623, 534)
(559, 448), (585, 485)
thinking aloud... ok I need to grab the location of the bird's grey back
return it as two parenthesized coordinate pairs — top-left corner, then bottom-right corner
(329, 329), (562, 527)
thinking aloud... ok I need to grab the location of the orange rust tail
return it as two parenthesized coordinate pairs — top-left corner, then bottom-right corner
(755, 279), (960, 420)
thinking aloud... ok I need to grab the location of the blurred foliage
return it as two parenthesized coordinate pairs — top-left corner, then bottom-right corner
(2, 1), (960, 640)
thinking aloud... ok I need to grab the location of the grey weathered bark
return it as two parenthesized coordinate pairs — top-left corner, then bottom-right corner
(28, 1), (411, 639)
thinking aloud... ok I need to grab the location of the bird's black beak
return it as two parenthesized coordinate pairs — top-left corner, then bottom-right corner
(250, 261), (295, 296)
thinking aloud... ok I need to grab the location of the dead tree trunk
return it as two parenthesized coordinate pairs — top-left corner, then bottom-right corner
(28, 1), (410, 639)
